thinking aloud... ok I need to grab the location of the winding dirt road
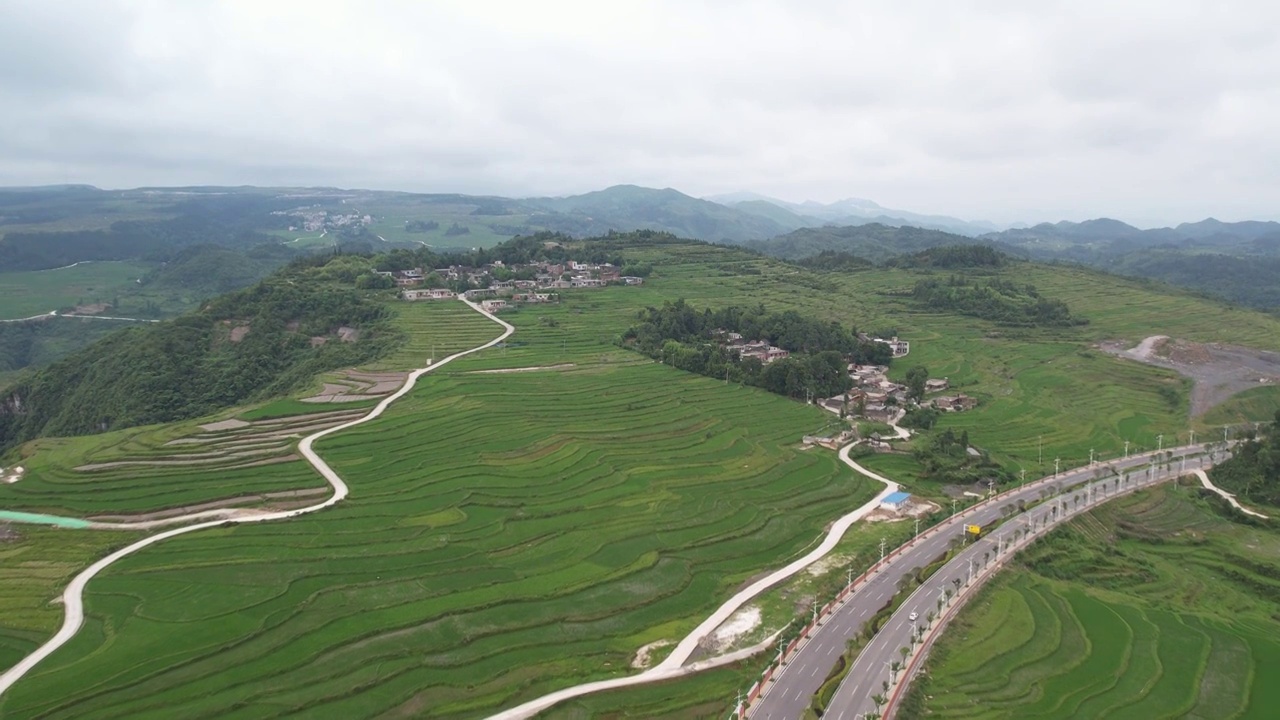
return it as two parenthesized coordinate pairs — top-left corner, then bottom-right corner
(0, 299), (514, 698)
(1, 304), (913, 717)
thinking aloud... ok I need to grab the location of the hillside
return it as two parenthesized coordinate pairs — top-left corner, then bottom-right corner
(746, 223), (1009, 262)
(7, 234), (1280, 718)
(0, 258), (399, 449)
(526, 184), (792, 241)
(982, 218), (1280, 309)
(706, 192), (1001, 236)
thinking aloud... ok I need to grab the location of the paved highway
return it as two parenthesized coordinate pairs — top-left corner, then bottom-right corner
(749, 444), (1214, 719)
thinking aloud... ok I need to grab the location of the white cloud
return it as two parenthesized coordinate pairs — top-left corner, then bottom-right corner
(1, 0), (1278, 226)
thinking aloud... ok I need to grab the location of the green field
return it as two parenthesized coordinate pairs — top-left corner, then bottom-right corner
(902, 484), (1280, 719)
(7, 242), (1280, 717)
(0, 344), (872, 718)
(0, 261), (153, 320)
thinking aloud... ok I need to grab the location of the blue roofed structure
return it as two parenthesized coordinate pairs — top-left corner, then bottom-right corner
(880, 491), (912, 510)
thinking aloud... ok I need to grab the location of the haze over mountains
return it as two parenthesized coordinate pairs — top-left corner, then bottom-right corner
(4, 182), (1280, 311)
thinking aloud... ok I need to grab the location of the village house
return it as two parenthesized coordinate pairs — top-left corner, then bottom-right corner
(925, 378), (950, 393)
(480, 299), (508, 312)
(402, 288), (456, 301)
(932, 394), (978, 412)
(621, 276), (645, 285)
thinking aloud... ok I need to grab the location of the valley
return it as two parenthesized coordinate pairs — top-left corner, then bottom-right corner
(1, 232), (1278, 719)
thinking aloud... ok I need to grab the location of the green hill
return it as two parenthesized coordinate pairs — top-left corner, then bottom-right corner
(0, 257), (398, 449)
(527, 185), (792, 241)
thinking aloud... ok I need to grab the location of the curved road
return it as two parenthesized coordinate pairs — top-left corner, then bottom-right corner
(1, 302), (906, 718)
(486, 441), (903, 719)
(0, 299), (514, 698)
(750, 444), (1213, 719)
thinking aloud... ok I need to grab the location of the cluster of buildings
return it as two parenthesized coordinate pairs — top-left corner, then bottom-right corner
(858, 332), (911, 358)
(817, 361), (976, 424)
(395, 259), (643, 310)
(715, 331), (791, 364)
(275, 205), (372, 233)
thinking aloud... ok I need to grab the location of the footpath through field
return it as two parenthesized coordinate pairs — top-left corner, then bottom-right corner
(0, 299), (514, 698)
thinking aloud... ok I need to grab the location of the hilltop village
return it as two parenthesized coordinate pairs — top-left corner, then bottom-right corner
(384, 259), (644, 313)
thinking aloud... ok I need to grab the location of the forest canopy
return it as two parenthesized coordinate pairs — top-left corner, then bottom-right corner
(622, 299), (892, 401)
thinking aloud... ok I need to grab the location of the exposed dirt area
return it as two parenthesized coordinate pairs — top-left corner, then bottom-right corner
(300, 369), (408, 403)
(229, 324), (250, 342)
(1, 465), (23, 484)
(1100, 336), (1280, 417)
(0, 523), (19, 542)
(631, 639), (673, 669)
(707, 605), (761, 654)
(86, 487), (330, 523)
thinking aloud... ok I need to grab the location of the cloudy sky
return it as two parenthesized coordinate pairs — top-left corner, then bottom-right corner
(2, 1), (1278, 226)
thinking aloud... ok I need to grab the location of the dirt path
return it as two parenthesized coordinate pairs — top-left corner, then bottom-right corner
(0, 299), (515, 699)
(1192, 469), (1269, 518)
(1101, 335), (1280, 417)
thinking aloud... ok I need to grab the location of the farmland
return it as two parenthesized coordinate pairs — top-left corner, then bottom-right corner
(0, 261), (153, 320)
(0, 330), (873, 718)
(6, 240), (1280, 716)
(901, 484), (1280, 720)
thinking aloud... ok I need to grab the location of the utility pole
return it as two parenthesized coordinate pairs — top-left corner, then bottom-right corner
(1189, 430), (1195, 447)
(1054, 457), (1060, 477)
(1089, 448), (1095, 465)
(1157, 434), (1163, 452)
(1020, 467), (1026, 487)
(914, 517), (921, 539)
(1124, 440), (1130, 459)
(951, 498), (957, 518)
(967, 558), (974, 584)
(1223, 427), (1229, 442)
(1039, 435), (1043, 466)
(846, 565), (854, 589)
(879, 537), (888, 564)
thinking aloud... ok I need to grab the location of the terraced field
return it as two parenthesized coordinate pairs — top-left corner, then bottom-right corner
(7, 245), (1280, 717)
(0, 261), (152, 320)
(0, 354), (873, 718)
(904, 484), (1280, 720)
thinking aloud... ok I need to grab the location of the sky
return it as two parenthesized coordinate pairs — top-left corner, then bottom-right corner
(2, 0), (1278, 227)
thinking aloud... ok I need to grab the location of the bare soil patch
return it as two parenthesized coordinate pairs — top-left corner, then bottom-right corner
(1100, 336), (1280, 417)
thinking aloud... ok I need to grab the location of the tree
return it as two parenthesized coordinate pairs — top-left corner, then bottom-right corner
(905, 365), (929, 403)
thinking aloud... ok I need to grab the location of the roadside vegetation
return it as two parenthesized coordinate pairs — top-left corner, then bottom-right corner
(7, 233), (1280, 717)
(899, 484), (1280, 719)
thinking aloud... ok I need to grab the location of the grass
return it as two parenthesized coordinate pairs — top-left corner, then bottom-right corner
(901, 484), (1280, 719)
(0, 526), (143, 674)
(7, 244), (1280, 716)
(0, 337), (871, 718)
(1203, 385), (1280, 426)
(0, 261), (154, 320)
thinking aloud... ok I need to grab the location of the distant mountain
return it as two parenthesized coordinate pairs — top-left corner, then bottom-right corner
(705, 192), (1002, 236)
(981, 217), (1280, 310)
(746, 223), (1015, 263)
(525, 185), (790, 242)
(983, 217), (1280, 254)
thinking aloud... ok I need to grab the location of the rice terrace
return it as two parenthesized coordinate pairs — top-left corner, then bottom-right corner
(1, 231), (1279, 720)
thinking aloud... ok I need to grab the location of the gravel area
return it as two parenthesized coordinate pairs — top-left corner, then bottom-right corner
(1100, 335), (1280, 417)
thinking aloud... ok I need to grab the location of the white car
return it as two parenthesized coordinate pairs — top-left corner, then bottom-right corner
(908, 611), (918, 621)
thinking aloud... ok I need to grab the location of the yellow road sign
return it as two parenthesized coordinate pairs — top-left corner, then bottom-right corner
(966, 524), (983, 534)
